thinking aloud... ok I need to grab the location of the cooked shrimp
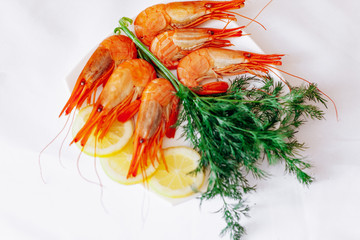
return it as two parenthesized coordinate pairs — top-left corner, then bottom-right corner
(150, 27), (244, 69)
(134, 0), (246, 46)
(127, 78), (179, 178)
(72, 59), (157, 147)
(177, 47), (284, 95)
(59, 35), (137, 117)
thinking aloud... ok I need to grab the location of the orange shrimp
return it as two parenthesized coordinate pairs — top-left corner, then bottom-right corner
(59, 35), (137, 117)
(177, 47), (284, 95)
(150, 27), (244, 69)
(72, 59), (157, 147)
(127, 78), (179, 178)
(134, 0), (246, 46)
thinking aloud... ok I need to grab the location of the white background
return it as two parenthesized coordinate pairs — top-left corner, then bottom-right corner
(1, 0), (360, 239)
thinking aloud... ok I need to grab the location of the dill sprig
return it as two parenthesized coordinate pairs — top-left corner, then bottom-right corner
(115, 17), (327, 240)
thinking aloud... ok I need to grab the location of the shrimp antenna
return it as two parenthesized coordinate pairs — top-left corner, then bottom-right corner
(266, 67), (292, 92)
(222, 19), (232, 30)
(269, 66), (339, 120)
(58, 111), (76, 169)
(245, 0), (273, 29)
(38, 113), (72, 183)
(76, 147), (108, 213)
(93, 152), (109, 214)
(76, 149), (101, 186)
(224, 10), (267, 30)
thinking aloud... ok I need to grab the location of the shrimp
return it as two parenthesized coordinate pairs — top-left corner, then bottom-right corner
(134, 0), (246, 46)
(59, 35), (137, 117)
(127, 78), (179, 178)
(177, 47), (284, 95)
(178, 47), (339, 119)
(150, 27), (244, 69)
(72, 59), (157, 147)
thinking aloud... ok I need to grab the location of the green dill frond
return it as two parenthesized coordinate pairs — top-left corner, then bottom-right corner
(220, 200), (249, 239)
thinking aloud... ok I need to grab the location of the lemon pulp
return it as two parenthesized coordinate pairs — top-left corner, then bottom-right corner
(149, 147), (205, 198)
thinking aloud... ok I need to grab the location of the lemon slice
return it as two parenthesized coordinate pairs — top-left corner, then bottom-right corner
(100, 138), (159, 185)
(72, 105), (133, 157)
(149, 147), (205, 198)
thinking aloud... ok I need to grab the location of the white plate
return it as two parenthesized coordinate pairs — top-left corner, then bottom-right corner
(65, 16), (283, 205)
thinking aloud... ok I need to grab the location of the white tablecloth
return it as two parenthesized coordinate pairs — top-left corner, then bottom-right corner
(0, 0), (359, 239)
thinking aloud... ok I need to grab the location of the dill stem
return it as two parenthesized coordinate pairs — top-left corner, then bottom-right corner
(116, 17), (180, 92)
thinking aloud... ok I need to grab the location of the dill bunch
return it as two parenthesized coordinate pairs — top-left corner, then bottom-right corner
(177, 76), (326, 238)
(116, 17), (327, 240)
(179, 76), (326, 187)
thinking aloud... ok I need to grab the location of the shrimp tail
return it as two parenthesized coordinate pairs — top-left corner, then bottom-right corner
(194, 81), (229, 95)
